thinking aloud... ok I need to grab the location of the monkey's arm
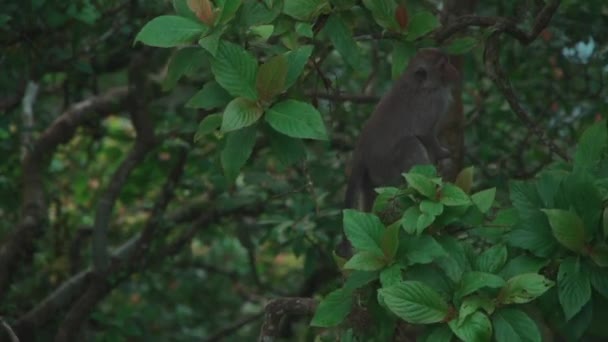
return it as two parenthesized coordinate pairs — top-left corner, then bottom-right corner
(417, 134), (450, 161)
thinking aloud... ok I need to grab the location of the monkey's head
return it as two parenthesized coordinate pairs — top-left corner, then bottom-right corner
(403, 48), (460, 90)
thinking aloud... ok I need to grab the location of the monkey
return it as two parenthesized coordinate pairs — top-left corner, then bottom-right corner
(336, 48), (460, 258)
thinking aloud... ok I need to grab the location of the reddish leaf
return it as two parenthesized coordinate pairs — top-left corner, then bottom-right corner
(395, 5), (409, 30)
(188, 0), (215, 26)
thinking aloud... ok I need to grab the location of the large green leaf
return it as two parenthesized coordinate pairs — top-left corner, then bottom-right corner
(498, 273), (554, 305)
(448, 311), (492, 342)
(186, 81), (232, 110)
(343, 209), (384, 256)
(344, 251), (386, 271)
(391, 41), (416, 79)
(322, 14), (362, 69)
(406, 11), (439, 41)
(283, 0), (330, 21)
(380, 281), (449, 324)
(574, 120), (608, 173)
(471, 188), (496, 214)
(403, 172), (436, 198)
(194, 113), (221, 142)
(265, 100), (328, 140)
(211, 41), (259, 99)
(310, 288), (352, 327)
(440, 184), (471, 206)
(558, 257), (591, 320)
(256, 54), (288, 101)
(542, 209), (585, 253)
(401, 235), (446, 265)
(475, 244), (507, 274)
(492, 308), (541, 342)
(362, 0), (398, 30)
(220, 126), (257, 182)
(216, 0), (242, 25)
(163, 47), (208, 90)
(221, 97), (263, 132)
(455, 271), (506, 299)
(285, 45), (313, 89)
(135, 15), (208, 47)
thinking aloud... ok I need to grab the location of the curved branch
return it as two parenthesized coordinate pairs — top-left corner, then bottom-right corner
(258, 298), (317, 341)
(0, 86), (129, 298)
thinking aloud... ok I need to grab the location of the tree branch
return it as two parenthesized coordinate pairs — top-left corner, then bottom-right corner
(258, 298), (317, 342)
(0, 86), (129, 299)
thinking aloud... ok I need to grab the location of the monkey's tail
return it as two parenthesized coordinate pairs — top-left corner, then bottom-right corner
(337, 159), (374, 258)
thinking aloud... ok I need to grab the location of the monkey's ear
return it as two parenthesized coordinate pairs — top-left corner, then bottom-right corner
(414, 67), (427, 82)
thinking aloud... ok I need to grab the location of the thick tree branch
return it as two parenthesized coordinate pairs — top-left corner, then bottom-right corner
(258, 298), (317, 342)
(55, 147), (188, 342)
(92, 53), (157, 272)
(0, 86), (129, 299)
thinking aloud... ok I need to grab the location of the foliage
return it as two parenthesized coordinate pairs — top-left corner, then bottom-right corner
(310, 121), (608, 341)
(1, 0), (608, 341)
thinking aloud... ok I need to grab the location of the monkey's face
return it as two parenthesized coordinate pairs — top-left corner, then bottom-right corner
(406, 49), (460, 90)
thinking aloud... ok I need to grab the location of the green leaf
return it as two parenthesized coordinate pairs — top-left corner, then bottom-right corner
(542, 209), (585, 253)
(574, 120), (608, 173)
(173, 0), (199, 21)
(492, 308), (541, 342)
(404, 172), (436, 198)
(420, 200), (444, 216)
(380, 281), (449, 324)
(380, 264), (403, 287)
(194, 114), (222, 142)
(417, 213), (435, 233)
(295, 22), (313, 38)
(499, 255), (549, 280)
(265, 100), (328, 140)
(220, 126), (257, 182)
(344, 271), (378, 291)
(406, 11), (439, 41)
(283, 0), (330, 21)
(372, 187), (402, 213)
(211, 41), (258, 99)
(510, 180), (543, 220)
(310, 288), (352, 327)
(436, 236), (470, 283)
(344, 251), (386, 271)
(455, 271), (506, 299)
(198, 30), (222, 56)
(455, 166), (474, 194)
(343, 209), (384, 256)
(163, 47), (208, 90)
(401, 235), (446, 265)
(589, 264), (608, 299)
(475, 244), (507, 274)
(508, 211), (559, 258)
(241, 0), (281, 26)
(256, 55), (288, 101)
(419, 325), (453, 342)
(381, 222), (400, 260)
(186, 81), (232, 110)
(221, 97), (263, 132)
(361, 0), (398, 30)
(558, 257), (591, 320)
(268, 130), (306, 167)
(216, 0), (242, 25)
(410, 165), (438, 177)
(440, 184), (471, 206)
(590, 243), (608, 267)
(498, 273), (554, 305)
(391, 41), (416, 79)
(285, 45), (313, 90)
(404, 265), (453, 298)
(448, 311), (492, 342)
(250, 24), (274, 40)
(323, 14), (362, 69)
(135, 15), (207, 47)
(402, 206), (421, 234)
(444, 37), (478, 55)
(471, 188), (496, 214)
(459, 296), (495, 323)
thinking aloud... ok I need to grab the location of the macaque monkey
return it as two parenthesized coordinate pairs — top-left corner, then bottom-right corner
(337, 48), (459, 257)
